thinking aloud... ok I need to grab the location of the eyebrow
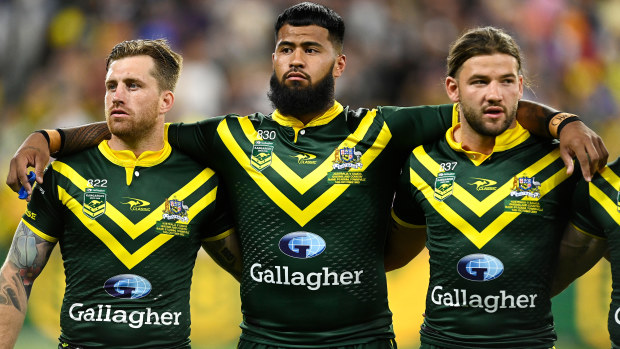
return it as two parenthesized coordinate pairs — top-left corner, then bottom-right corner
(277, 40), (324, 49)
(468, 73), (517, 80)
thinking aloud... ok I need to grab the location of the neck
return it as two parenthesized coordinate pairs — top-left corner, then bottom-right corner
(453, 124), (495, 155)
(108, 124), (165, 157)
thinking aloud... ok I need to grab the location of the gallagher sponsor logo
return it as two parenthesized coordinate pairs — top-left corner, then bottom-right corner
(103, 274), (152, 299)
(456, 254), (504, 282)
(278, 232), (326, 259)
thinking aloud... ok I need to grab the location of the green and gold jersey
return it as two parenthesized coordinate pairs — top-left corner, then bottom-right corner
(392, 116), (577, 348)
(167, 101), (453, 346)
(570, 158), (619, 347)
(21, 133), (233, 348)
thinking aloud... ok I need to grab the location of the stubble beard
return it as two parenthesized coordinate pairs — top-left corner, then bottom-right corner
(267, 65), (335, 118)
(106, 103), (159, 143)
(460, 101), (517, 137)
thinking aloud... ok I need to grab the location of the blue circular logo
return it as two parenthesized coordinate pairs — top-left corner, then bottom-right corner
(456, 254), (504, 282)
(103, 274), (152, 299)
(278, 232), (326, 259)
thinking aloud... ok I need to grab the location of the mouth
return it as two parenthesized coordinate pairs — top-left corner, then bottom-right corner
(483, 106), (504, 118)
(110, 108), (129, 118)
(285, 71), (309, 82)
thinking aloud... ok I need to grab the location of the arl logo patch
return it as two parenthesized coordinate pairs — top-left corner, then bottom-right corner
(332, 146), (362, 170)
(434, 172), (455, 201)
(83, 188), (106, 219)
(251, 140), (274, 171)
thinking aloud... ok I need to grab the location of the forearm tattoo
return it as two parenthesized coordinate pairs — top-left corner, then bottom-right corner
(0, 222), (55, 311)
(61, 122), (111, 157)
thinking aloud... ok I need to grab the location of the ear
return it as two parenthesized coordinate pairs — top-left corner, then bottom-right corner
(159, 91), (174, 114)
(272, 52), (276, 67)
(445, 76), (460, 102)
(333, 54), (346, 78)
(518, 74), (524, 99)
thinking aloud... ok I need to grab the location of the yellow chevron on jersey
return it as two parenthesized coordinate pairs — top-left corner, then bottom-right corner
(588, 166), (620, 225)
(413, 146), (565, 217)
(410, 147), (571, 248)
(238, 108), (381, 194)
(218, 111), (392, 226)
(51, 161), (216, 269)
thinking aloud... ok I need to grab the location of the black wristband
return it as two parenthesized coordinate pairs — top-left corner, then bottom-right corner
(34, 130), (50, 146)
(556, 116), (581, 137)
(57, 128), (66, 155)
(545, 111), (562, 136)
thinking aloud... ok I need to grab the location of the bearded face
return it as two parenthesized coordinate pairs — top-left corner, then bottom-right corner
(267, 63), (335, 119)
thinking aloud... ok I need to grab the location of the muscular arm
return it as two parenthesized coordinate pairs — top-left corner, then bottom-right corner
(201, 230), (242, 282)
(384, 218), (427, 272)
(6, 122), (110, 197)
(0, 222), (56, 348)
(551, 224), (607, 297)
(516, 100), (608, 181)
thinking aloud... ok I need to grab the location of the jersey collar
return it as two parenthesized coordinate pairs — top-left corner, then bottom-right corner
(271, 101), (343, 142)
(446, 103), (530, 166)
(98, 125), (172, 185)
(272, 101), (344, 128)
(99, 127), (172, 168)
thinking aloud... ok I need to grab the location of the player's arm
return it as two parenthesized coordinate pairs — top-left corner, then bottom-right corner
(551, 224), (607, 297)
(201, 229), (242, 282)
(6, 122), (110, 197)
(515, 100), (608, 181)
(0, 221), (56, 348)
(7, 118), (223, 197)
(384, 216), (427, 272)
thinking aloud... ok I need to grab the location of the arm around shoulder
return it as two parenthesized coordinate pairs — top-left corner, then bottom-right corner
(6, 122), (110, 196)
(552, 224), (607, 297)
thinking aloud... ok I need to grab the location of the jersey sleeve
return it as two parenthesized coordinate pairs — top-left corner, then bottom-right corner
(166, 116), (226, 167)
(570, 176), (606, 239)
(381, 104), (453, 153)
(21, 163), (64, 241)
(200, 186), (235, 242)
(392, 153), (427, 227)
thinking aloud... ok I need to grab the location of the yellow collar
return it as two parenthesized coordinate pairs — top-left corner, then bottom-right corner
(271, 102), (344, 142)
(98, 125), (172, 185)
(446, 104), (530, 166)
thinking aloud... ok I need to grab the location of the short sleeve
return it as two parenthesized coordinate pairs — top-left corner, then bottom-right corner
(166, 117), (225, 167)
(570, 177), (606, 239)
(392, 153), (427, 227)
(200, 186), (235, 242)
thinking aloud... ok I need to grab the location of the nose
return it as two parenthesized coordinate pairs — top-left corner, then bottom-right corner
(487, 81), (502, 102)
(289, 48), (305, 68)
(112, 86), (126, 103)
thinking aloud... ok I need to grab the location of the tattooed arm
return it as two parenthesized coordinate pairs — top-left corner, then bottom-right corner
(201, 230), (242, 282)
(0, 221), (56, 348)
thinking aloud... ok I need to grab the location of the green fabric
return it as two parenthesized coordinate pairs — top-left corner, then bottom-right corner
(393, 134), (577, 348)
(24, 144), (231, 348)
(168, 104), (452, 346)
(570, 157), (620, 346)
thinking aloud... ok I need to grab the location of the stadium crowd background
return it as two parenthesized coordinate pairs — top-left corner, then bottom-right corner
(0, 0), (616, 347)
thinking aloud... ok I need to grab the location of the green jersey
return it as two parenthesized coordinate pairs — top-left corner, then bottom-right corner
(21, 136), (232, 348)
(167, 102), (453, 346)
(570, 157), (620, 347)
(392, 117), (576, 348)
